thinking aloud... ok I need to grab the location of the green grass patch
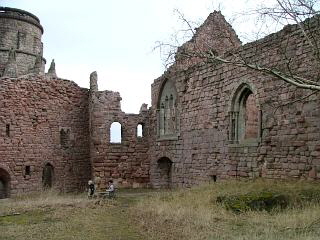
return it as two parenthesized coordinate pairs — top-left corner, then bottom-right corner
(0, 190), (151, 240)
(132, 179), (320, 240)
(0, 209), (56, 226)
(217, 191), (289, 212)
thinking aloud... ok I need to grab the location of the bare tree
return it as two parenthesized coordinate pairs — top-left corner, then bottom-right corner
(156, 0), (320, 92)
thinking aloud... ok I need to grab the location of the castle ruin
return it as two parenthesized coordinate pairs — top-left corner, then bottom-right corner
(0, 7), (319, 198)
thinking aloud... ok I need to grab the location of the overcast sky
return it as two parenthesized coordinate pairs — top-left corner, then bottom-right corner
(2, 0), (270, 113)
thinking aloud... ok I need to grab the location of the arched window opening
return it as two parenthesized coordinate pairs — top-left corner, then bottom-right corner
(157, 79), (179, 138)
(244, 94), (259, 139)
(42, 163), (54, 189)
(230, 84), (260, 143)
(110, 122), (122, 143)
(0, 168), (10, 199)
(137, 124), (143, 138)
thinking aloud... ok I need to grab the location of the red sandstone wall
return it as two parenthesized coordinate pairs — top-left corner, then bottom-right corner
(149, 16), (320, 187)
(89, 90), (150, 189)
(0, 74), (90, 196)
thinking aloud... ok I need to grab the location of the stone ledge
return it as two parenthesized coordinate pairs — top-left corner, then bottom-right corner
(228, 138), (261, 148)
(157, 135), (179, 141)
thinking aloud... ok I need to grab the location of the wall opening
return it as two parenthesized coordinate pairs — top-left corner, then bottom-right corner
(244, 93), (259, 139)
(42, 163), (54, 189)
(157, 157), (173, 188)
(6, 124), (10, 137)
(157, 79), (179, 138)
(230, 84), (260, 143)
(110, 122), (122, 143)
(0, 168), (10, 199)
(25, 166), (31, 176)
(137, 124), (143, 137)
(24, 166), (31, 176)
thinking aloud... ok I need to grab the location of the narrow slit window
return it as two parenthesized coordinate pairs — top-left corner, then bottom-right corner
(6, 124), (10, 137)
(25, 166), (31, 176)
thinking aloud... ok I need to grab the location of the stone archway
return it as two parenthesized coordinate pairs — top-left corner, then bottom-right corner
(157, 157), (173, 188)
(0, 168), (10, 199)
(42, 163), (54, 188)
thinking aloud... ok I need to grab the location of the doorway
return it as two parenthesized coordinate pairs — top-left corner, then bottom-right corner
(157, 157), (172, 188)
(0, 168), (10, 199)
(42, 163), (54, 188)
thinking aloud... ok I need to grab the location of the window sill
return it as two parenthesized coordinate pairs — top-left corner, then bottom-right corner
(157, 135), (179, 141)
(228, 138), (261, 147)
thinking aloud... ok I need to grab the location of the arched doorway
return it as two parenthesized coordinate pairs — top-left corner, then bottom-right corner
(157, 157), (173, 188)
(0, 168), (10, 199)
(42, 163), (54, 188)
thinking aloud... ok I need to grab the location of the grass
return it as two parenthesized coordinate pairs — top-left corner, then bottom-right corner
(131, 179), (320, 240)
(0, 189), (146, 240)
(1, 180), (320, 240)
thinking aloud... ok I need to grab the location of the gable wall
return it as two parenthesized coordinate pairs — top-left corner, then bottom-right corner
(149, 18), (320, 187)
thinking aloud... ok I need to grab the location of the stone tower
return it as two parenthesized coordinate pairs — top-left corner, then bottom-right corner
(0, 7), (45, 77)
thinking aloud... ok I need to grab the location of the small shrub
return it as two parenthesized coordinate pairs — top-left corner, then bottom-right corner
(217, 191), (289, 213)
(298, 189), (320, 203)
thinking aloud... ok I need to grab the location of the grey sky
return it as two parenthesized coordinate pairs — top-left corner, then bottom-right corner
(1, 0), (273, 113)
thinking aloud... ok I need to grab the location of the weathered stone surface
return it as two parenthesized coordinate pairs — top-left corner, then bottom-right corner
(0, 74), (91, 195)
(0, 7), (45, 77)
(1, 7), (320, 196)
(149, 12), (320, 187)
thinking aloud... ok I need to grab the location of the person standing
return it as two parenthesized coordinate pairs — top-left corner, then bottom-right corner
(88, 180), (95, 198)
(106, 180), (115, 198)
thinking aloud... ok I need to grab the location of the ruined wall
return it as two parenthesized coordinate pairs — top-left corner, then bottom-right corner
(150, 15), (320, 187)
(0, 74), (90, 196)
(89, 89), (150, 189)
(174, 11), (241, 70)
(0, 7), (45, 77)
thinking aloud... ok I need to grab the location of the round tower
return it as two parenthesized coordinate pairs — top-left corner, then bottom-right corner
(0, 7), (45, 77)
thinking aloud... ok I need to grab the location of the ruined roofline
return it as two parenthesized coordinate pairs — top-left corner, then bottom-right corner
(193, 11), (242, 44)
(176, 11), (242, 56)
(0, 7), (43, 33)
(153, 12), (320, 81)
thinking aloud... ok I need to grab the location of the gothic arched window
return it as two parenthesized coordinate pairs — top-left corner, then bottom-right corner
(229, 84), (260, 143)
(157, 79), (179, 139)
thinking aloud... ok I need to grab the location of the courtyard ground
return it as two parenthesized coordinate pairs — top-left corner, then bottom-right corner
(0, 189), (154, 240)
(1, 180), (320, 240)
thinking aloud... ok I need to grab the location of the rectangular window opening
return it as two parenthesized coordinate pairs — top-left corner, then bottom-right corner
(6, 124), (10, 137)
(25, 166), (31, 176)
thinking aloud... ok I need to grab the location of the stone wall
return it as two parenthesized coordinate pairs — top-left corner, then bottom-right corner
(174, 11), (241, 70)
(1, 6), (320, 196)
(89, 89), (150, 189)
(0, 7), (45, 77)
(0, 74), (90, 196)
(149, 15), (320, 187)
